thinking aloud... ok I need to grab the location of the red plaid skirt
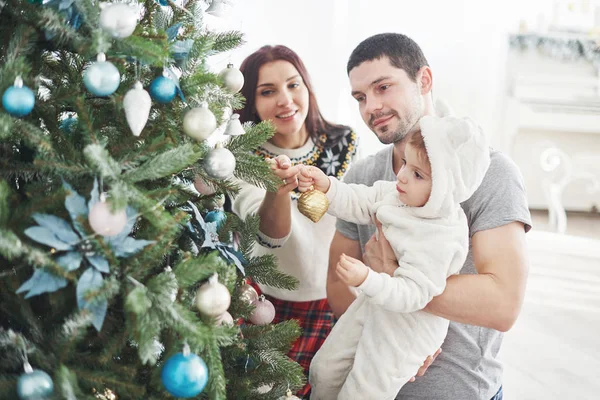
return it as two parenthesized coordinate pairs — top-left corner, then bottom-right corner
(259, 291), (335, 398)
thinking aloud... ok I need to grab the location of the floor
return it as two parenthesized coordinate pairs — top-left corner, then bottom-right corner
(501, 209), (600, 400)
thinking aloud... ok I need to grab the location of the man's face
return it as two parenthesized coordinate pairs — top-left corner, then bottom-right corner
(349, 57), (423, 144)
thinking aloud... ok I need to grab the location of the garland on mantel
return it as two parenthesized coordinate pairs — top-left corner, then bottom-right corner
(509, 33), (600, 68)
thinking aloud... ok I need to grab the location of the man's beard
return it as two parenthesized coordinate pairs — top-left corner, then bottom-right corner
(373, 109), (420, 145)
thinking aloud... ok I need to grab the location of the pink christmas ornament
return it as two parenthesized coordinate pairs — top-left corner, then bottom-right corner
(88, 200), (127, 237)
(193, 176), (216, 195)
(249, 295), (275, 325)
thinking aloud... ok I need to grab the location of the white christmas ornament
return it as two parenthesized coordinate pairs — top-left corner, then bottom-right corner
(99, 3), (139, 39)
(88, 198), (127, 237)
(219, 63), (244, 93)
(193, 176), (216, 195)
(224, 114), (244, 136)
(123, 81), (151, 137)
(255, 384), (274, 394)
(215, 311), (234, 326)
(249, 295), (275, 325)
(195, 273), (231, 317)
(205, 0), (227, 17)
(278, 389), (301, 399)
(213, 193), (225, 208)
(183, 103), (217, 141)
(203, 146), (236, 180)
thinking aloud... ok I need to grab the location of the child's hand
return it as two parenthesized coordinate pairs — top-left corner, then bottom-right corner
(297, 165), (330, 193)
(336, 254), (369, 287)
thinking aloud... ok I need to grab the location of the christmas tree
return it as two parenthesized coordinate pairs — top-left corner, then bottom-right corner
(0, 1), (305, 399)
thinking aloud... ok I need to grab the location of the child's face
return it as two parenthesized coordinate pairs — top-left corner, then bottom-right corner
(395, 143), (432, 207)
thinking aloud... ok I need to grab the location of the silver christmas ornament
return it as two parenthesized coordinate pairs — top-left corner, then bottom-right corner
(99, 3), (138, 39)
(249, 295), (275, 325)
(195, 273), (231, 317)
(123, 81), (151, 137)
(239, 283), (258, 304)
(219, 63), (244, 93)
(83, 53), (120, 97)
(183, 103), (217, 141)
(203, 146), (236, 180)
(224, 114), (244, 136)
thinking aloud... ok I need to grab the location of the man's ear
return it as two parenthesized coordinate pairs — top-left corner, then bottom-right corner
(418, 66), (433, 95)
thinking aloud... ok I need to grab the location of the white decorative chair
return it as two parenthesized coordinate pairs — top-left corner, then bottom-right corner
(539, 144), (600, 233)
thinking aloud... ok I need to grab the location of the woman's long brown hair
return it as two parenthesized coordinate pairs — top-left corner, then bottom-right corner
(236, 45), (349, 148)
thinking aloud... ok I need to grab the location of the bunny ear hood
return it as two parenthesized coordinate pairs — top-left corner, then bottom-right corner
(411, 115), (490, 219)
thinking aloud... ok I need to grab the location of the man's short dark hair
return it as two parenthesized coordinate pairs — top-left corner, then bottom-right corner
(347, 33), (429, 82)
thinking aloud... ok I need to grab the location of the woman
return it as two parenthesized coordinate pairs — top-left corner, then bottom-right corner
(231, 45), (358, 397)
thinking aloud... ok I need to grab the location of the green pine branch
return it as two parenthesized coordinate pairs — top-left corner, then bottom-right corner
(211, 31), (245, 53)
(245, 254), (299, 290)
(123, 143), (206, 183)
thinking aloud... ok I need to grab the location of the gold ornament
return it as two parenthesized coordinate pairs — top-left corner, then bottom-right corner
(297, 188), (329, 223)
(239, 283), (259, 304)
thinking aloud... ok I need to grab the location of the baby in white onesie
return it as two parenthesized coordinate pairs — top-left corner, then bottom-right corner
(294, 115), (491, 400)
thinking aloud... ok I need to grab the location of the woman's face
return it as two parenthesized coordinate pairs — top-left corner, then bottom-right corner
(254, 60), (309, 139)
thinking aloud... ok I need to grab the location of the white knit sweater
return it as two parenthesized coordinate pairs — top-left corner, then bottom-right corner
(231, 133), (357, 301)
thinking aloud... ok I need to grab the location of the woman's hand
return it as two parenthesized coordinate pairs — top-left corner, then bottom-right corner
(297, 165), (331, 193)
(267, 155), (301, 194)
(363, 218), (398, 276)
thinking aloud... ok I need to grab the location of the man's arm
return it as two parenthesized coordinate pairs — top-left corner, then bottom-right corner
(327, 231), (361, 317)
(423, 221), (529, 332)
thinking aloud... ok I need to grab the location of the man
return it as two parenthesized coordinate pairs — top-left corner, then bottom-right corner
(327, 33), (532, 400)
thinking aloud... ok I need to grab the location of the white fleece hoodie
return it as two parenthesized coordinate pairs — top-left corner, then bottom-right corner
(325, 115), (490, 312)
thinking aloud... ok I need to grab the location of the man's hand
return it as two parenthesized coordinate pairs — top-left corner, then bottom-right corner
(409, 348), (442, 382)
(336, 254), (369, 287)
(364, 219), (398, 276)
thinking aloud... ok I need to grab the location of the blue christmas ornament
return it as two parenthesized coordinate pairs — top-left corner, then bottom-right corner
(149, 76), (177, 104)
(205, 210), (226, 230)
(43, 0), (83, 40)
(2, 77), (35, 117)
(17, 364), (54, 400)
(235, 355), (259, 371)
(155, 0), (169, 5)
(161, 347), (208, 398)
(59, 116), (78, 134)
(83, 53), (120, 97)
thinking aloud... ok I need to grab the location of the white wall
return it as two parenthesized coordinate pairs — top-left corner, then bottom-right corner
(209, 0), (555, 156)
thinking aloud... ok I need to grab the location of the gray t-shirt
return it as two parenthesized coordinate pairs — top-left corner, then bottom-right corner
(337, 145), (532, 400)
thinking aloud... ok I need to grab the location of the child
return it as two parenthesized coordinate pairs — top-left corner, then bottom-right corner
(295, 115), (491, 400)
